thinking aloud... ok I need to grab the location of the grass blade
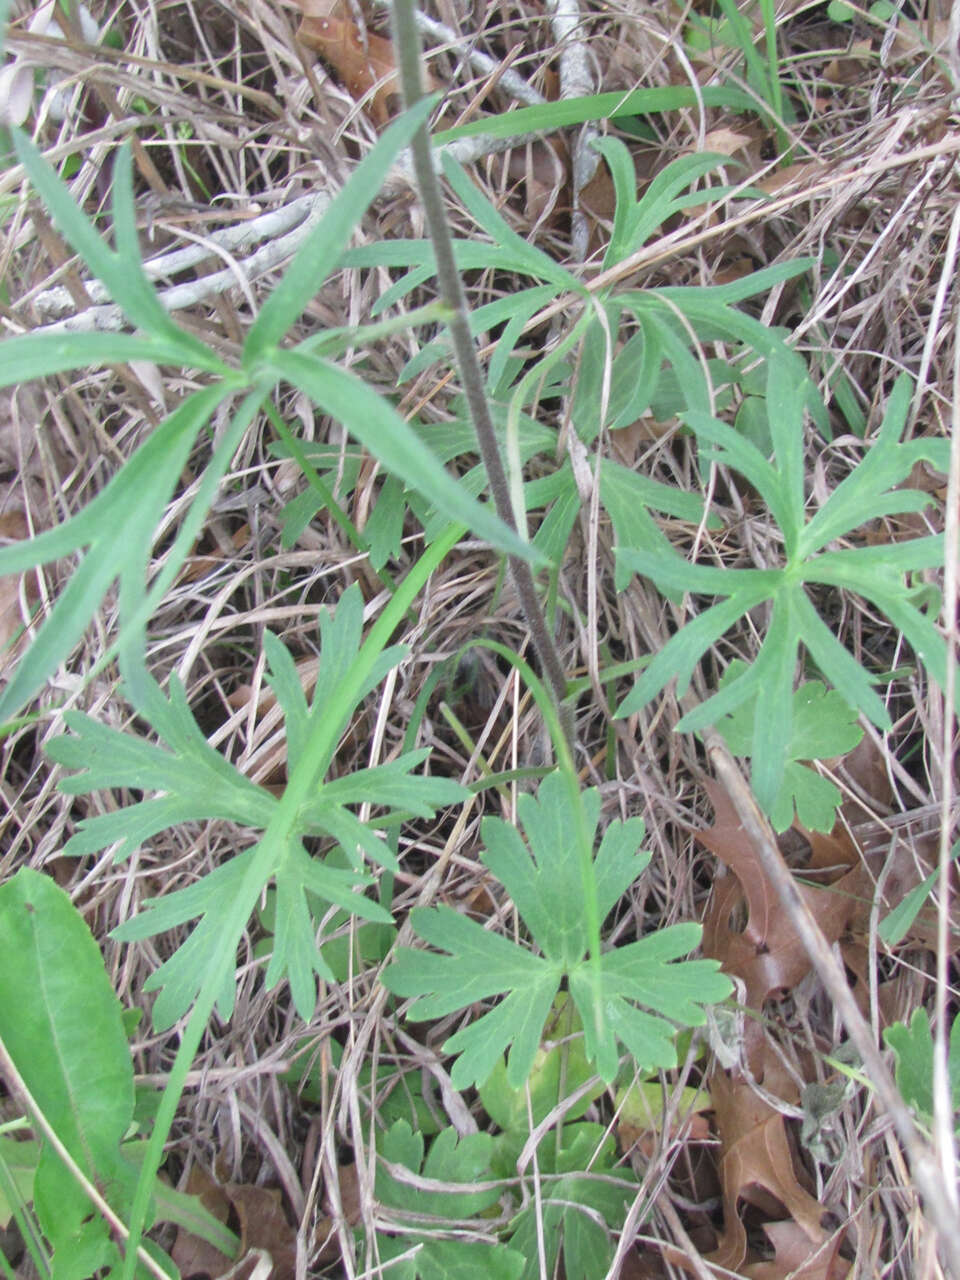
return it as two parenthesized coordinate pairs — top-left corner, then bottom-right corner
(432, 86), (757, 144)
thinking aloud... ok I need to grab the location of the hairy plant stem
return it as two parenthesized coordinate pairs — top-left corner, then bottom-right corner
(390, 0), (573, 747)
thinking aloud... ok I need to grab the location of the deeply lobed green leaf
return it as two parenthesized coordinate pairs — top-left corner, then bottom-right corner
(385, 772), (731, 1088)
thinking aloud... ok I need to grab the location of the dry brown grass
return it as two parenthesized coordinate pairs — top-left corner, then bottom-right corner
(1, 0), (958, 1276)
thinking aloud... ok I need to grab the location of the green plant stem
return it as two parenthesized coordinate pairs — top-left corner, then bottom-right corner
(390, 0), (572, 746)
(120, 524), (463, 1280)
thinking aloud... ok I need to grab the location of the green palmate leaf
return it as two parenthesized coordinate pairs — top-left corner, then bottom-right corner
(54, 586), (458, 1027)
(384, 772), (731, 1088)
(616, 365), (951, 813)
(112, 839), (390, 1030)
(884, 1009), (960, 1132)
(368, 1122), (523, 1280)
(269, 350), (541, 563)
(114, 528), (464, 1280)
(0, 869), (144, 1279)
(714, 661), (863, 831)
(797, 374), (949, 557)
(599, 458), (717, 593)
(243, 96), (436, 361)
(47, 674), (276, 860)
(479, 997), (605, 1132)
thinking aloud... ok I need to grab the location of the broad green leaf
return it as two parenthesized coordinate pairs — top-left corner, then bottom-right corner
(378, 1122), (501, 1219)
(0, 1137), (40, 1230)
(0, 869), (139, 1271)
(272, 350), (542, 563)
(571, 925), (730, 1082)
(748, 598), (797, 814)
(478, 998), (604, 1132)
(375, 1235), (523, 1280)
(244, 97), (436, 360)
(366, 1122), (524, 1280)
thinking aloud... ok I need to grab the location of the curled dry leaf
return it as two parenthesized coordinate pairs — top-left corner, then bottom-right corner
(698, 779), (866, 1021)
(294, 0), (403, 126)
(709, 1047), (827, 1274)
(172, 1166), (297, 1280)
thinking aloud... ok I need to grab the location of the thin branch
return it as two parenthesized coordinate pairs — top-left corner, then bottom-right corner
(545, 0), (599, 262)
(389, 0), (571, 739)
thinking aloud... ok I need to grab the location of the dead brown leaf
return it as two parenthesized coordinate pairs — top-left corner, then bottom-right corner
(294, 0), (402, 126)
(823, 39), (872, 86)
(172, 1167), (297, 1280)
(699, 780), (866, 1015)
(709, 1060), (826, 1273)
(744, 1221), (850, 1280)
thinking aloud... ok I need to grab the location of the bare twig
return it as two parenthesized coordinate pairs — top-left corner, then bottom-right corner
(702, 730), (960, 1280)
(545, 0), (599, 262)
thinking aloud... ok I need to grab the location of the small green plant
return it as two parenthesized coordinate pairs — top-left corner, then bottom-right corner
(885, 1010), (960, 1136)
(48, 584), (466, 1030)
(0, 110), (533, 727)
(2, 6), (954, 1269)
(384, 769), (732, 1087)
(616, 362), (951, 814)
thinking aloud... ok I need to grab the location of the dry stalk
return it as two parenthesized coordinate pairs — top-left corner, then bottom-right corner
(703, 730), (960, 1280)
